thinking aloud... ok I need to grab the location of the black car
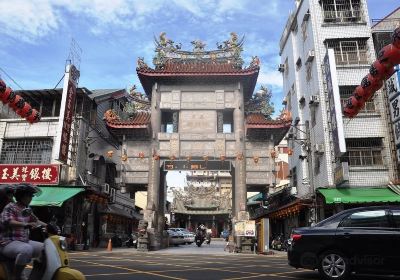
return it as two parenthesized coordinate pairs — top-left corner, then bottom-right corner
(288, 206), (400, 280)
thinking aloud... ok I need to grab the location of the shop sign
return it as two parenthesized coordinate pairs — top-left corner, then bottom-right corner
(235, 220), (255, 237)
(0, 164), (60, 185)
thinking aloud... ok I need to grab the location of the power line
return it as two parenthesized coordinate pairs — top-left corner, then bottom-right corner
(0, 67), (24, 90)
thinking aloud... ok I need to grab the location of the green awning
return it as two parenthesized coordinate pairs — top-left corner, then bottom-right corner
(31, 187), (85, 207)
(318, 187), (400, 204)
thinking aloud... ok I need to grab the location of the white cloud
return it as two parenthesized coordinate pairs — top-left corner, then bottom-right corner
(0, 0), (60, 42)
(257, 67), (283, 88)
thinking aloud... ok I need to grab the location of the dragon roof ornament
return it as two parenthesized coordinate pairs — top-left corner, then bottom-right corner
(244, 85), (274, 118)
(147, 32), (245, 69)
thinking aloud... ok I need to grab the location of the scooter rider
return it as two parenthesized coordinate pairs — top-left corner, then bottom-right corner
(0, 183), (46, 280)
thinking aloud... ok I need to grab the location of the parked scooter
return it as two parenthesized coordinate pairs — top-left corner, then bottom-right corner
(0, 208), (86, 280)
(271, 234), (284, 251)
(125, 233), (138, 248)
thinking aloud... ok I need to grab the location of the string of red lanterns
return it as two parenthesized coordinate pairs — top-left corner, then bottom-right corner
(0, 79), (41, 124)
(344, 27), (400, 118)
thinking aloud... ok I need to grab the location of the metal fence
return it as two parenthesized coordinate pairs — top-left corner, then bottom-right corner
(0, 139), (52, 164)
(326, 39), (369, 66)
(344, 138), (384, 167)
(321, 0), (364, 23)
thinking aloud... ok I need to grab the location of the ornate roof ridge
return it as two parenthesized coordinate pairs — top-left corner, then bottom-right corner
(136, 32), (261, 72)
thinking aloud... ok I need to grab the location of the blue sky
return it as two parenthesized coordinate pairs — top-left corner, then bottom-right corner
(0, 0), (399, 116)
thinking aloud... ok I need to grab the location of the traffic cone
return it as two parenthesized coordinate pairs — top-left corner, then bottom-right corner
(107, 238), (112, 251)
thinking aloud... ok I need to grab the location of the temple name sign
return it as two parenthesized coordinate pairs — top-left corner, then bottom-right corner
(163, 160), (231, 171)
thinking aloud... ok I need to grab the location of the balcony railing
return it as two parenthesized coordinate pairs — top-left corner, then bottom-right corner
(323, 8), (364, 23)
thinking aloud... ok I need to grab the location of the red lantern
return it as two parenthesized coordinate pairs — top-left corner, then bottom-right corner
(392, 27), (400, 49)
(378, 44), (400, 68)
(346, 95), (365, 110)
(26, 109), (41, 124)
(369, 60), (394, 81)
(17, 103), (32, 118)
(353, 86), (369, 101)
(0, 80), (6, 93)
(360, 74), (382, 100)
(1, 87), (13, 103)
(343, 106), (358, 118)
(9, 95), (24, 110)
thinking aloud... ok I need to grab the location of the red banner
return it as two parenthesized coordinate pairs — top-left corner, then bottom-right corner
(0, 164), (60, 185)
(59, 80), (77, 162)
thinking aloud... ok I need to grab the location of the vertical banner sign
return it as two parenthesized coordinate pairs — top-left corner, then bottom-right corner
(324, 49), (346, 158)
(55, 64), (80, 163)
(387, 65), (400, 162)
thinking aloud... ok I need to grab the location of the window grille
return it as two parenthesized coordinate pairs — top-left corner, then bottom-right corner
(345, 138), (384, 166)
(301, 21), (308, 41)
(326, 39), (369, 65)
(339, 86), (375, 113)
(291, 167), (297, 188)
(284, 58), (289, 77)
(306, 62), (312, 82)
(321, 0), (363, 23)
(0, 139), (52, 164)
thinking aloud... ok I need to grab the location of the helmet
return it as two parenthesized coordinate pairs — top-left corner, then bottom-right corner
(14, 183), (41, 202)
(0, 184), (15, 195)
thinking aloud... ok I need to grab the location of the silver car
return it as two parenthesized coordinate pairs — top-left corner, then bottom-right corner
(167, 229), (185, 246)
(169, 228), (195, 244)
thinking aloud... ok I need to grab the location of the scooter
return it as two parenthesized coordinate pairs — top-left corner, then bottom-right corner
(195, 231), (205, 247)
(125, 233), (138, 248)
(0, 208), (86, 280)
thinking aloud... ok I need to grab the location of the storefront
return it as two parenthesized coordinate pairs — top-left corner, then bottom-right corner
(318, 187), (400, 217)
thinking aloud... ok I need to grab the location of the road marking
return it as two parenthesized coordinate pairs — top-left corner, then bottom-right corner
(73, 259), (186, 280)
(222, 269), (308, 280)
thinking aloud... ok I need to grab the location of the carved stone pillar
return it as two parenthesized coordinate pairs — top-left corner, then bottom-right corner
(144, 83), (162, 250)
(233, 84), (246, 250)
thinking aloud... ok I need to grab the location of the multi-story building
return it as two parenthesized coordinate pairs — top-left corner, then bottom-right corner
(371, 7), (400, 180)
(0, 65), (141, 248)
(276, 0), (400, 237)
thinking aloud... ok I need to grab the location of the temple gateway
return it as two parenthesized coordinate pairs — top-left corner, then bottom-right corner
(104, 32), (291, 250)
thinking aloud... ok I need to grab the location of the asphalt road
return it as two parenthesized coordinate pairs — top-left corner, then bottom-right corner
(66, 240), (400, 280)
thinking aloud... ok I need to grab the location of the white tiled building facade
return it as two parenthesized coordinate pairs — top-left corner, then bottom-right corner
(280, 0), (396, 217)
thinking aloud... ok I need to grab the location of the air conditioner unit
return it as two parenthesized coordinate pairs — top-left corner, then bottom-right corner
(309, 95), (320, 105)
(102, 183), (110, 194)
(306, 50), (315, 62)
(108, 188), (116, 204)
(278, 64), (285, 73)
(314, 144), (325, 154)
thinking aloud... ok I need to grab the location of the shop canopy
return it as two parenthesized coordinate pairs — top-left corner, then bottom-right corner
(31, 187), (85, 207)
(318, 187), (400, 204)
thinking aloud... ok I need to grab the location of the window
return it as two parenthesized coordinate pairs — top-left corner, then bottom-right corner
(296, 58), (302, 70)
(161, 111), (178, 133)
(391, 210), (400, 228)
(284, 58), (289, 77)
(0, 139), (52, 164)
(345, 138), (384, 166)
(301, 20), (308, 41)
(340, 86), (375, 113)
(326, 39), (369, 65)
(321, 0), (362, 23)
(217, 111), (234, 133)
(339, 210), (390, 228)
(290, 167), (297, 188)
(306, 62), (312, 81)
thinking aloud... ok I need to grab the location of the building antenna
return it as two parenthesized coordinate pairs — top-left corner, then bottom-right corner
(66, 38), (82, 71)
